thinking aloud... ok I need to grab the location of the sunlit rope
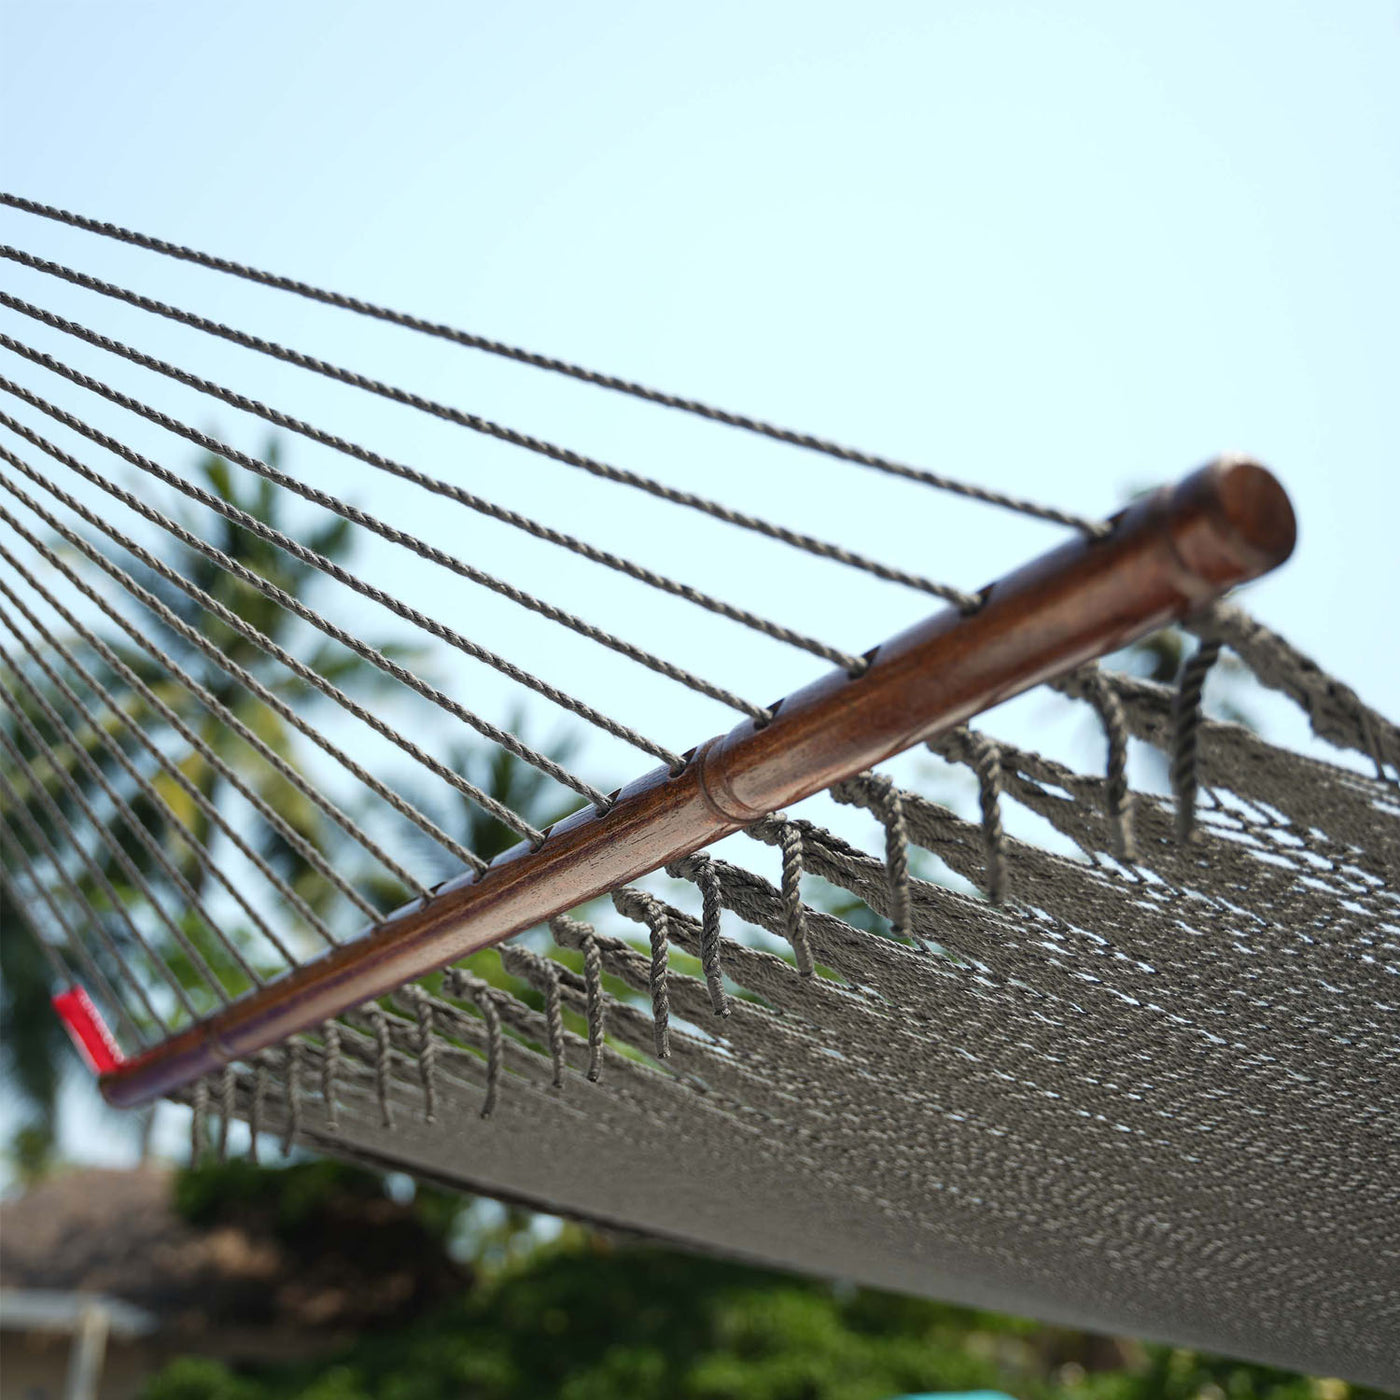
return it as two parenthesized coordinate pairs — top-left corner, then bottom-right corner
(0, 244), (978, 607)
(0, 294), (867, 685)
(0, 192), (1110, 538)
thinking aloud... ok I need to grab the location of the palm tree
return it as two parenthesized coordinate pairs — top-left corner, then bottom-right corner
(0, 444), (412, 1168)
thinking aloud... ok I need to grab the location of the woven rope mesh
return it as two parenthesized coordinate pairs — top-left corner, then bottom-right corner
(2, 196), (1397, 1387)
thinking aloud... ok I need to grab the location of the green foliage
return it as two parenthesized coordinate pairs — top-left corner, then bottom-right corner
(173, 1158), (464, 1244)
(138, 1229), (1384, 1400)
(0, 443), (415, 1162)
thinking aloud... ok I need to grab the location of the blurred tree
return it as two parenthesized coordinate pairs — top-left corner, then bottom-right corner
(137, 1180), (1381, 1400)
(1, 445), (412, 1168)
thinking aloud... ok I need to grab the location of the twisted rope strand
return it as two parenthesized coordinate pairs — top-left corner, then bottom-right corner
(0, 631), (270, 986)
(1079, 670), (1139, 863)
(0, 296), (854, 688)
(0, 194), (1108, 536)
(0, 512), (357, 937)
(0, 810), (149, 1046)
(0, 246), (977, 607)
(0, 689), (232, 1007)
(0, 599), (303, 965)
(0, 442), (524, 859)
(1172, 638), (1223, 844)
(0, 376), (641, 798)
(0, 766), (170, 1034)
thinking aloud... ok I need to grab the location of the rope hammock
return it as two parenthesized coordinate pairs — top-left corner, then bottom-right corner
(2, 194), (1396, 1387)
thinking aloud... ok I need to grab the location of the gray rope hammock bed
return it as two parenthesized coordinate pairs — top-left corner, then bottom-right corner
(1, 193), (1395, 1387)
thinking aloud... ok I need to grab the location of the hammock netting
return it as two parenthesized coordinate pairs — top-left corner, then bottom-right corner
(1, 195), (1396, 1386)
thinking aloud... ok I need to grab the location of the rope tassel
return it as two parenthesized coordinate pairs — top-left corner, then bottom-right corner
(447, 970), (504, 1118)
(613, 889), (671, 1058)
(320, 1021), (341, 1130)
(947, 728), (1009, 904)
(404, 986), (439, 1122)
(1081, 672), (1138, 863)
(666, 856), (731, 1014)
(1172, 637), (1223, 844)
(550, 914), (608, 1081)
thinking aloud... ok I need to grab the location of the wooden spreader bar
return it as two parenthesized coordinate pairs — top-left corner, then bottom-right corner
(100, 458), (1296, 1108)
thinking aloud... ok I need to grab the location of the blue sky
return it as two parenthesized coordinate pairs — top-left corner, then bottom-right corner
(2, 0), (1397, 1166)
(3, 1), (1396, 729)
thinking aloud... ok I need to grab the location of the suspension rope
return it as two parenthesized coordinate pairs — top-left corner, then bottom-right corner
(0, 680), (240, 1005)
(0, 631), (272, 987)
(0, 534), (364, 944)
(0, 380), (630, 807)
(0, 765), (171, 1035)
(0, 808), (151, 1046)
(0, 192), (1110, 538)
(0, 597), (307, 967)
(0, 244), (978, 607)
(0, 295), (862, 686)
(0, 724), (200, 1020)
(0, 348), (766, 744)
(0, 439), (488, 877)
(0, 513), (354, 939)
(0, 458), (550, 857)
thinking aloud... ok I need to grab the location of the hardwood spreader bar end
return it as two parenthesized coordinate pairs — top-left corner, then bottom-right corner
(98, 457), (1295, 1109)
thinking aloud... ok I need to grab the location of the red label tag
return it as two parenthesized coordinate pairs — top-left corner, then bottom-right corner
(52, 986), (124, 1074)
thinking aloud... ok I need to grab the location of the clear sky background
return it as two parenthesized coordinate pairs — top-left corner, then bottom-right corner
(1, 1), (1397, 1168)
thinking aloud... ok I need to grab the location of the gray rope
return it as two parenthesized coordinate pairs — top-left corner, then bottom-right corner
(868, 775), (915, 944)
(1079, 670), (1139, 863)
(189, 1079), (209, 1166)
(281, 1041), (305, 1155)
(499, 945), (568, 1088)
(248, 1055), (269, 1164)
(0, 765), (170, 1034)
(320, 1022), (341, 1130)
(550, 914), (608, 1080)
(369, 1008), (394, 1127)
(0, 512), (354, 937)
(666, 854), (730, 1015)
(0, 853), (72, 988)
(829, 775), (929, 950)
(0, 298), (850, 691)
(0, 811), (147, 1046)
(745, 817), (817, 977)
(1172, 638), (1223, 845)
(1, 672), (238, 1000)
(542, 960), (566, 1089)
(403, 986), (439, 1121)
(612, 888), (672, 1059)
(0, 628), (272, 987)
(0, 247), (977, 608)
(0, 709), (205, 1017)
(0, 596), (302, 968)
(445, 969), (504, 1117)
(933, 727), (1009, 904)
(581, 931), (606, 1082)
(0, 435), (484, 876)
(0, 381), (631, 804)
(0, 194), (1110, 537)
(217, 1065), (236, 1163)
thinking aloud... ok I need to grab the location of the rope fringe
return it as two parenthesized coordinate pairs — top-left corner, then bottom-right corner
(190, 1078), (209, 1167)
(369, 1008), (395, 1128)
(320, 1022), (341, 1130)
(613, 889), (672, 1058)
(1172, 637), (1222, 844)
(1080, 671), (1139, 862)
(281, 1042), (304, 1156)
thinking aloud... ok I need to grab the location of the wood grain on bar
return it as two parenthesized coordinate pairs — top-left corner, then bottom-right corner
(100, 458), (1296, 1108)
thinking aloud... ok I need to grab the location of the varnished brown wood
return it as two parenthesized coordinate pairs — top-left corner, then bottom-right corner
(100, 457), (1296, 1108)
